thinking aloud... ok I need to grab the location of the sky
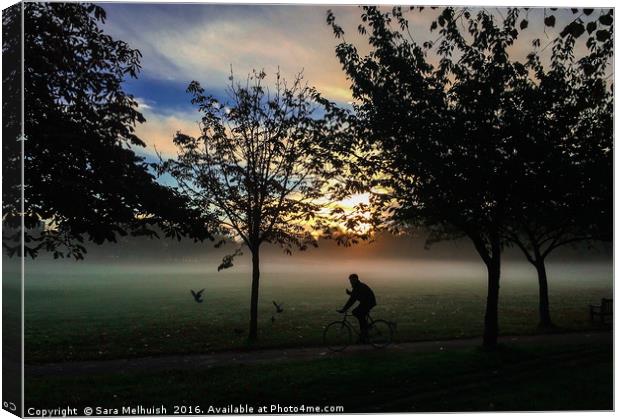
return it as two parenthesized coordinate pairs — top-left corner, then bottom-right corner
(97, 4), (608, 162)
(21, 229), (612, 290)
(101, 3), (365, 159)
(21, 3), (615, 275)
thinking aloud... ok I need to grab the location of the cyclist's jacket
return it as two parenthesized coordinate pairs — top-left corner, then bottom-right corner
(342, 282), (377, 311)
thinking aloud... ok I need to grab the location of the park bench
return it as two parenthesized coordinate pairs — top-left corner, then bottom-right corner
(589, 298), (613, 325)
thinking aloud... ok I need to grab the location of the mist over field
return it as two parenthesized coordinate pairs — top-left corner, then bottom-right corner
(21, 231), (612, 286)
(15, 230), (611, 364)
(22, 254), (613, 287)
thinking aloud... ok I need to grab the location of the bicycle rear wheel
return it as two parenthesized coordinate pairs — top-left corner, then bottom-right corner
(368, 319), (393, 348)
(323, 321), (352, 352)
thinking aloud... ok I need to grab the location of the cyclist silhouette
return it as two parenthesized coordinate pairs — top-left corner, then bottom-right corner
(338, 273), (376, 342)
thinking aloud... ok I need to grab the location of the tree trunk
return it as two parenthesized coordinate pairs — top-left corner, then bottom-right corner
(534, 259), (553, 329)
(482, 256), (501, 349)
(248, 248), (260, 342)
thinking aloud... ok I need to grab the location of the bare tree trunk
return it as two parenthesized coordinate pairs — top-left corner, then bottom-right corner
(248, 248), (260, 342)
(534, 259), (553, 329)
(470, 231), (502, 350)
(482, 255), (501, 349)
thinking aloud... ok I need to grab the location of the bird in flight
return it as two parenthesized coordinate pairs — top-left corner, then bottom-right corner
(272, 301), (284, 313)
(191, 289), (205, 303)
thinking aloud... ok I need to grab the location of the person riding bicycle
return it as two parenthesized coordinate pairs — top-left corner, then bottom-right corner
(337, 273), (376, 343)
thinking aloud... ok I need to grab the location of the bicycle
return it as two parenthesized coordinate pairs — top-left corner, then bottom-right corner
(323, 311), (395, 352)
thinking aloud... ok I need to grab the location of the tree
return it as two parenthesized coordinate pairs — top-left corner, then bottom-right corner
(503, 26), (613, 328)
(159, 70), (345, 342)
(327, 6), (612, 348)
(2, 3), (210, 260)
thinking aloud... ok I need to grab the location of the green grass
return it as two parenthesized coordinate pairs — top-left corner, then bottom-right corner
(24, 262), (612, 363)
(25, 342), (612, 412)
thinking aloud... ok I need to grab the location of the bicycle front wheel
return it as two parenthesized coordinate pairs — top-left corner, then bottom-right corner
(368, 319), (393, 348)
(323, 321), (352, 352)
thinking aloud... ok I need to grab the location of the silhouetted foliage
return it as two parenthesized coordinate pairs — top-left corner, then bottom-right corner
(2, 3), (211, 260)
(327, 6), (613, 348)
(159, 69), (347, 341)
(534, 7), (613, 46)
(504, 22), (613, 328)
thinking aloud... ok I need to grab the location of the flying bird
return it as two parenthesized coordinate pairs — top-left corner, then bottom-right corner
(191, 289), (205, 303)
(272, 301), (284, 313)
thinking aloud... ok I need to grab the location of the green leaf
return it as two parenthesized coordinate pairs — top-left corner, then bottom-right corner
(520, 19), (528, 30)
(586, 21), (597, 34)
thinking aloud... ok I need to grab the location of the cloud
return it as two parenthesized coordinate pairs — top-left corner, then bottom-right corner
(103, 4), (360, 102)
(134, 97), (153, 111)
(103, 4), (612, 109)
(134, 109), (202, 159)
(110, 4), (611, 163)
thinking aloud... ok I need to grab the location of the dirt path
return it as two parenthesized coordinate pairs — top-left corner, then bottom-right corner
(26, 331), (611, 377)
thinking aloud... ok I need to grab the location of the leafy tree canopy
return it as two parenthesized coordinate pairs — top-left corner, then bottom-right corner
(327, 5), (612, 255)
(159, 69), (352, 268)
(2, 3), (211, 260)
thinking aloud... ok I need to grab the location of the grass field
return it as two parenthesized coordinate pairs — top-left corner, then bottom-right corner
(22, 258), (612, 363)
(25, 342), (613, 412)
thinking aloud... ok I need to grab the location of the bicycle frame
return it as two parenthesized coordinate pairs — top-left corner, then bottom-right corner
(324, 311), (394, 352)
(339, 312), (374, 336)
